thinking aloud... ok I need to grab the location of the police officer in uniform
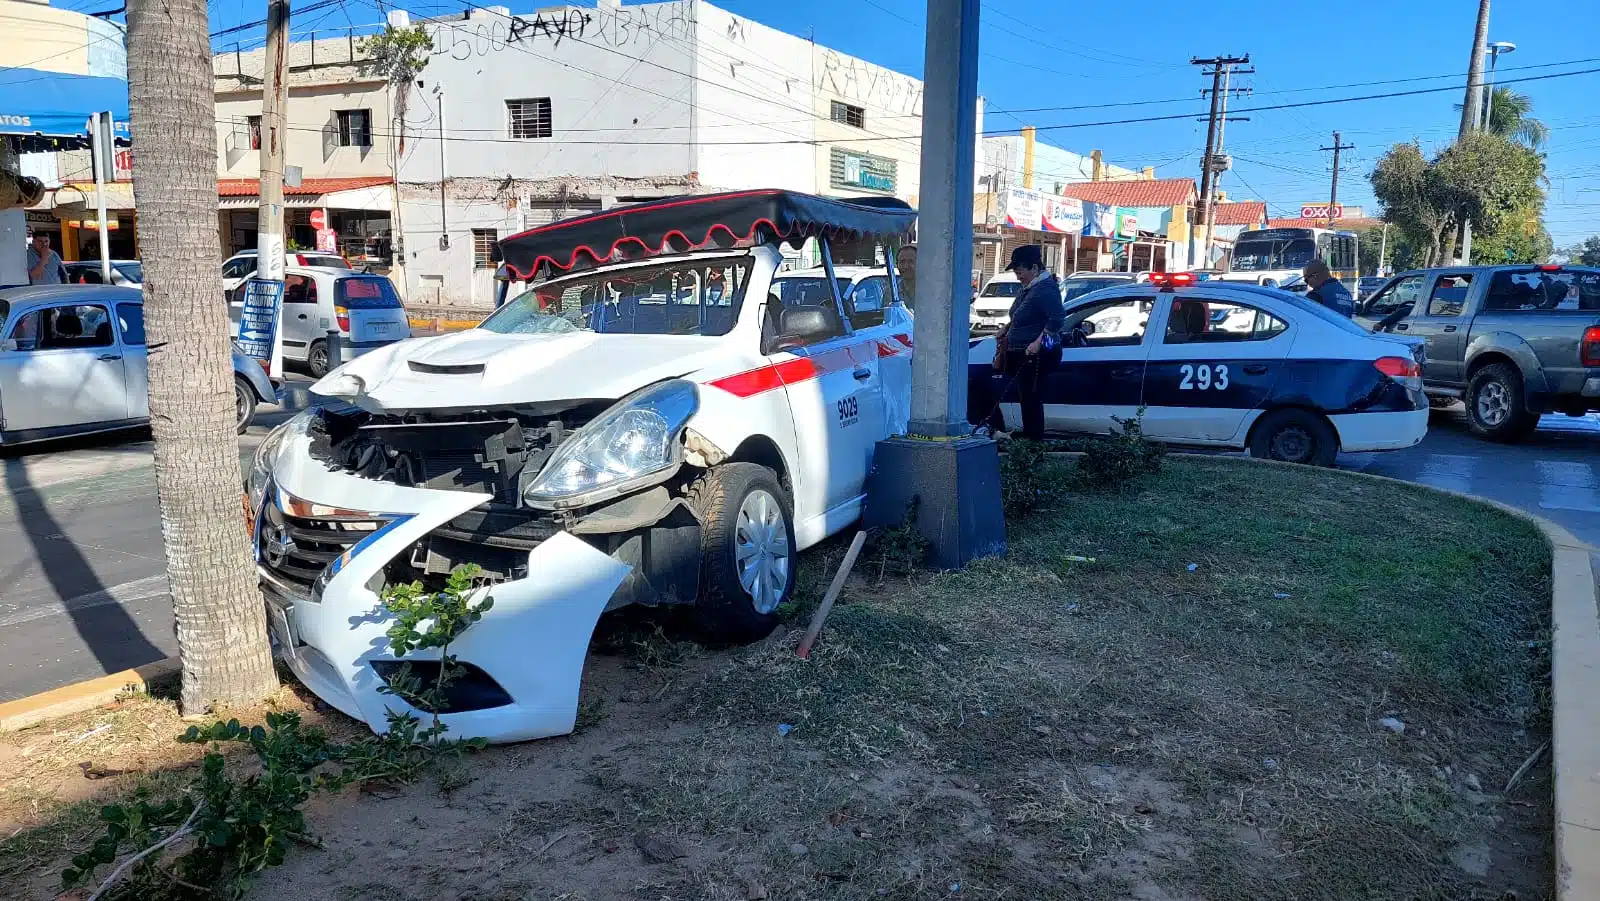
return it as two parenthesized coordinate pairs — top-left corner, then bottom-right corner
(995, 245), (1064, 440)
(1303, 259), (1354, 317)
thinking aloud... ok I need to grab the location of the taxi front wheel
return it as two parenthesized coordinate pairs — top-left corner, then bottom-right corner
(687, 463), (795, 644)
(1249, 409), (1337, 467)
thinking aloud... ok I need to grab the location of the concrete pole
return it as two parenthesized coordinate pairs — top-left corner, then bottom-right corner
(256, 0), (290, 376)
(907, 0), (980, 438)
(1457, 0), (1489, 264)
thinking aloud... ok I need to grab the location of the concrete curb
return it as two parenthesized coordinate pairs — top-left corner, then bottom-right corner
(0, 656), (179, 733)
(406, 315), (482, 332)
(1126, 451), (1600, 901)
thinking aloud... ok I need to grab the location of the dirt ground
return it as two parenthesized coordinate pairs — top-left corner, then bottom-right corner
(0, 458), (1555, 900)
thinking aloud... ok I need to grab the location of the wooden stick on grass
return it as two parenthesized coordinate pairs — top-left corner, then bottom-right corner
(796, 531), (868, 660)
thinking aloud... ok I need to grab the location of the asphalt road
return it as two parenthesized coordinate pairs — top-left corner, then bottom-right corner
(0, 377), (313, 703)
(2, 390), (1597, 703)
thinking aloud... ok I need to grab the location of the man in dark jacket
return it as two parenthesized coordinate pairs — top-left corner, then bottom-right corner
(1303, 259), (1354, 317)
(996, 245), (1064, 440)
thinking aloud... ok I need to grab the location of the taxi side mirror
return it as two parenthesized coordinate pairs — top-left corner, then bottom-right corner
(777, 306), (834, 347)
(0, 339), (15, 353)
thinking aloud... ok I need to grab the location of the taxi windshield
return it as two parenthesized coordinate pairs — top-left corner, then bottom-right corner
(483, 256), (752, 338)
(981, 280), (1022, 298)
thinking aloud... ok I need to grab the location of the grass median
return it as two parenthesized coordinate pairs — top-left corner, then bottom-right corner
(0, 456), (1553, 900)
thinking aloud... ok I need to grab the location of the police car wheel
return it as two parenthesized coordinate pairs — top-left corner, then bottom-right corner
(688, 463), (795, 643)
(234, 376), (256, 434)
(1249, 409), (1337, 467)
(1466, 363), (1539, 443)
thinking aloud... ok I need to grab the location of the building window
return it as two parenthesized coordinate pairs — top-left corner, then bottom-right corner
(336, 109), (372, 147)
(472, 229), (498, 269)
(507, 98), (553, 139)
(247, 116), (262, 150)
(830, 101), (865, 129)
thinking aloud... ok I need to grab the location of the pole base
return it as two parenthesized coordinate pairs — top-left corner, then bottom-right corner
(864, 436), (1006, 570)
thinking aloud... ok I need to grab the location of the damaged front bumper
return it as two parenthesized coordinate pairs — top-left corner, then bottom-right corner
(254, 424), (702, 743)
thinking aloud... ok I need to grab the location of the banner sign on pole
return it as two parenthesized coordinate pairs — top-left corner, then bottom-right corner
(999, 187), (1084, 234)
(237, 277), (284, 371)
(316, 227), (337, 253)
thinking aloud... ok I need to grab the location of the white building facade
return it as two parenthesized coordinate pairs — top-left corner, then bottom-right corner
(390, 0), (972, 308)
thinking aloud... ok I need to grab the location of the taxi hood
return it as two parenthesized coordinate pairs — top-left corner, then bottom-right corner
(311, 329), (728, 412)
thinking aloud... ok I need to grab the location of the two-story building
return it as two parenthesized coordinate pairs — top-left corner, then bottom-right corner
(213, 33), (399, 280)
(389, 0), (976, 308)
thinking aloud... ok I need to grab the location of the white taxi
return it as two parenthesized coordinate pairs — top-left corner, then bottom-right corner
(245, 190), (915, 743)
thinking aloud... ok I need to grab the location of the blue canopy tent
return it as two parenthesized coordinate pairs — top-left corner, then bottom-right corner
(0, 68), (130, 150)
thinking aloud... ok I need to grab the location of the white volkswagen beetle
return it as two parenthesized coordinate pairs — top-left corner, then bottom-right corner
(246, 190), (916, 743)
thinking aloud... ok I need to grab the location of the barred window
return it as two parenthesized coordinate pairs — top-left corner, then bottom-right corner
(472, 229), (498, 269)
(336, 109), (372, 147)
(507, 98), (553, 139)
(830, 101), (865, 129)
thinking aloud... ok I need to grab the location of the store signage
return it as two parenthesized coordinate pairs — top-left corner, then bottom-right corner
(1000, 187), (1083, 234)
(1115, 209), (1140, 239)
(830, 147), (897, 193)
(309, 208), (328, 230)
(1300, 203), (1344, 220)
(316, 227), (338, 253)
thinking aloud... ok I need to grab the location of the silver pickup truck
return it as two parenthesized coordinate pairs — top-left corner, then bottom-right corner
(1354, 265), (1600, 442)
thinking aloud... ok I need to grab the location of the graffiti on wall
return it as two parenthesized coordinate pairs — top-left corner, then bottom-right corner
(817, 49), (922, 116)
(432, 0), (695, 61)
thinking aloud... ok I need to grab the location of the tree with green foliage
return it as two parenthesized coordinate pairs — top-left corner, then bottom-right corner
(1568, 236), (1600, 267)
(1454, 86), (1549, 150)
(360, 24), (433, 149)
(1369, 133), (1545, 267)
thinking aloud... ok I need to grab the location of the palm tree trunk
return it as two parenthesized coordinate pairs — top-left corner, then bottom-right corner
(126, 0), (278, 711)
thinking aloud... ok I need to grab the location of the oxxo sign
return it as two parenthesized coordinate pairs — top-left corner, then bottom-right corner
(1300, 203), (1345, 220)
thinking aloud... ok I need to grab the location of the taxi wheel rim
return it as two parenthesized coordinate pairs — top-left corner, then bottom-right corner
(1271, 426), (1313, 462)
(310, 345), (328, 372)
(235, 384), (249, 424)
(1476, 381), (1510, 426)
(734, 488), (790, 615)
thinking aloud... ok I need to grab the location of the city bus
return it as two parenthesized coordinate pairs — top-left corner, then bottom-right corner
(1217, 227), (1359, 290)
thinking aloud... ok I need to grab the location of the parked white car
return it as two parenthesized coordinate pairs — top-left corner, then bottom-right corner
(222, 249), (350, 293)
(228, 267), (411, 376)
(245, 190), (916, 743)
(0, 285), (277, 439)
(62, 260), (143, 287)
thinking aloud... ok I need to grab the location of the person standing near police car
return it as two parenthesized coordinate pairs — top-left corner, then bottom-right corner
(1302, 259), (1354, 317)
(994, 245), (1064, 441)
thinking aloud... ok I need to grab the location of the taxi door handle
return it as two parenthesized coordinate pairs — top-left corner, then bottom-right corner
(852, 366), (872, 381)
(1109, 366), (1139, 377)
(1442, 325), (1458, 333)
(1395, 323), (1409, 330)
(297, 313), (309, 320)
(1242, 364), (1269, 375)
(97, 353), (121, 362)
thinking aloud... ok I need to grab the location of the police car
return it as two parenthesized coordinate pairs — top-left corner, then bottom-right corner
(969, 272), (1430, 465)
(244, 190), (916, 743)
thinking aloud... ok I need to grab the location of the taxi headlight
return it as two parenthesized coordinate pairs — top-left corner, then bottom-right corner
(523, 380), (699, 509)
(247, 410), (314, 515)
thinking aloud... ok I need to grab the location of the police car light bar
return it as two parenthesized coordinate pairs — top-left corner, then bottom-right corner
(1148, 272), (1197, 289)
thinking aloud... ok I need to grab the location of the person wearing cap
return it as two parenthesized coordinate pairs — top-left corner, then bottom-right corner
(1302, 259), (1354, 317)
(994, 244), (1063, 441)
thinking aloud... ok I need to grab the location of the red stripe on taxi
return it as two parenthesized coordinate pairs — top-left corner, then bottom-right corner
(708, 357), (818, 397)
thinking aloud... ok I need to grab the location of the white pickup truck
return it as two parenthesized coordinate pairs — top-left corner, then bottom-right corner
(245, 190), (917, 742)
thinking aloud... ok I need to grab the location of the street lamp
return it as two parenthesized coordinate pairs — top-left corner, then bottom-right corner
(1483, 41), (1516, 131)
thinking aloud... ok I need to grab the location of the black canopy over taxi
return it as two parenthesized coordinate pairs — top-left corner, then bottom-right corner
(495, 189), (916, 279)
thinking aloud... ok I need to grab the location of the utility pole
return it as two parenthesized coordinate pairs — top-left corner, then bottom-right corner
(1320, 132), (1354, 230)
(1189, 55), (1250, 269)
(1457, 0), (1490, 263)
(253, 0), (290, 377)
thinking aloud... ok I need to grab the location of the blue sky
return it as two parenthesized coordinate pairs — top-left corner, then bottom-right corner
(123, 0), (1600, 246)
